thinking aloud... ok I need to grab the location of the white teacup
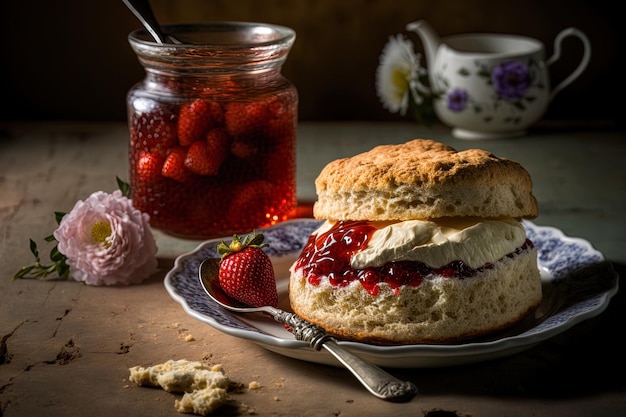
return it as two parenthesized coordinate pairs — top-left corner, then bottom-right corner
(408, 21), (591, 139)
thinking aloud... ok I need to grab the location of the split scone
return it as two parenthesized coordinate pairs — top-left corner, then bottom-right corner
(289, 139), (542, 345)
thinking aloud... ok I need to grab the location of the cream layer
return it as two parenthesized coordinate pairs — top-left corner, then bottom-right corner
(313, 217), (527, 270)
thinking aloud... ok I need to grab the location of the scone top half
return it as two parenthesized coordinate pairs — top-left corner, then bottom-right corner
(313, 139), (538, 221)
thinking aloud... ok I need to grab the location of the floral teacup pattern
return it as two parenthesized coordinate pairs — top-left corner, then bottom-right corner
(437, 58), (546, 127)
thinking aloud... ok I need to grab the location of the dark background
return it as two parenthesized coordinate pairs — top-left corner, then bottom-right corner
(2, 0), (622, 127)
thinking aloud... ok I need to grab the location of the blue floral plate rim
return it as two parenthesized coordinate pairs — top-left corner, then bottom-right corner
(164, 218), (618, 368)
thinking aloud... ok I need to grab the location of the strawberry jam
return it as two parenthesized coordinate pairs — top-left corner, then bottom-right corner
(126, 23), (297, 239)
(294, 221), (534, 296)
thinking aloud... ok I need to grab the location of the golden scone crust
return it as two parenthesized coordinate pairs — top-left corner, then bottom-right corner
(314, 139), (538, 221)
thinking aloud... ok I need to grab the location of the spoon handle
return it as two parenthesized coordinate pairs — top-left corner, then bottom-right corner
(321, 340), (418, 402)
(122, 0), (167, 43)
(272, 309), (418, 402)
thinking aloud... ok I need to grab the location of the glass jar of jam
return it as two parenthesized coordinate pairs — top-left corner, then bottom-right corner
(126, 22), (297, 239)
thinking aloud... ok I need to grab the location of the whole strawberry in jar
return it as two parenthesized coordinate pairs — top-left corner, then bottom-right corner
(126, 22), (298, 239)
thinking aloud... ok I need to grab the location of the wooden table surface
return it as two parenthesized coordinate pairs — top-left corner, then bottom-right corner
(1, 121), (624, 417)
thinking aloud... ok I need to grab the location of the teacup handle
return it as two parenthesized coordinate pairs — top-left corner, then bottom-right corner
(546, 27), (591, 101)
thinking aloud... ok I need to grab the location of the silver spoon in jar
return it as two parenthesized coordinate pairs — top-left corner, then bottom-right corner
(122, 0), (182, 44)
(198, 258), (418, 402)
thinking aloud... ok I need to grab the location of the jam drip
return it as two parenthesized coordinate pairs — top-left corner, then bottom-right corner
(294, 220), (534, 296)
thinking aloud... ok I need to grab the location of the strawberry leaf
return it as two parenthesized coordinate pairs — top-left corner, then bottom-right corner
(247, 232), (266, 247)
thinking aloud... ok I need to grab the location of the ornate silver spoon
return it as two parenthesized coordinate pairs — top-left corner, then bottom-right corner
(198, 258), (417, 402)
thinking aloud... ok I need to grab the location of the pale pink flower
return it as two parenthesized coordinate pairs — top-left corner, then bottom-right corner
(53, 190), (158, 286)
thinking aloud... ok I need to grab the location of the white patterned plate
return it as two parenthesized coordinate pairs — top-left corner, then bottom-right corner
(164, 219), (618, 368)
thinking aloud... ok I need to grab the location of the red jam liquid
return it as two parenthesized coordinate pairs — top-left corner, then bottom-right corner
(294, 221), (534, 296)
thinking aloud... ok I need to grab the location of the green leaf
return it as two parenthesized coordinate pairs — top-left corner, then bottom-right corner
(54, 212), (66, 225)
(14, 238), (69, 282)
(248, 232), (266, 248)
(12, 265), (35, 281)
(57, 262), (70, 280)
(50, 245), (63, 262)
(43, 264), (56, 274)
(29, 239), (39, 258)
(216, 241), (231, 257)
(117, 176), (131, 197)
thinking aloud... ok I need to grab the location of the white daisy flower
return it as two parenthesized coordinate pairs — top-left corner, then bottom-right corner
(375, 34), (422, 115)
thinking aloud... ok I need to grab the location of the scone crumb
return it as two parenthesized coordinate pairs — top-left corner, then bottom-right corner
(248, 381), (261, 390)
(272, 377), (285, 388)
(175, 387), (227, 416)
(184, 334), (195, 342)
(129, 359), (229, 415)
(239, 403), (256, 414)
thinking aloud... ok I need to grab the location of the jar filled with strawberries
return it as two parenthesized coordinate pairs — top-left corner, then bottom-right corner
(126, 22), (298, 238)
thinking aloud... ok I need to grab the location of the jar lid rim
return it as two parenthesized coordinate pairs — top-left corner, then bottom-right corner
(128, 21), (295, 48)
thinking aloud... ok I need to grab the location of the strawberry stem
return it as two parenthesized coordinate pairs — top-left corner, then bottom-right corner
(216, 231), (268, 259)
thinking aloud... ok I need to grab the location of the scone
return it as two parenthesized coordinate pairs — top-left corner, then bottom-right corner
(289, 138), (542, 345)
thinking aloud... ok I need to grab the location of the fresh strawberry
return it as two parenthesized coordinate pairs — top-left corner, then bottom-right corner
(217, 232), (278, 307)
(136, 151), (164, 185)
(224, 101), (270, 139)
(130, 101), (178, 156)
(178, 99), (223, 146)
(162, 146), (192, 182)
